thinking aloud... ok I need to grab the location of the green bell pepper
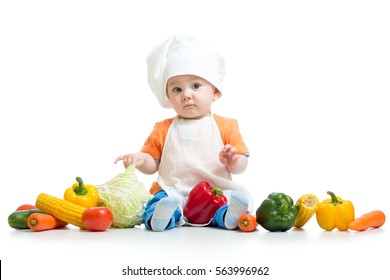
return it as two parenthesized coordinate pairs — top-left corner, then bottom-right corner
(256, 192), (298, 232)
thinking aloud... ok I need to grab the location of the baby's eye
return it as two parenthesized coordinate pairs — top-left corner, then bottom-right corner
(192, 83), (201, 90)
(172, 87), (182, 93)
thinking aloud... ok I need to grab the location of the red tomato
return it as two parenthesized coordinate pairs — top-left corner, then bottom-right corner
(16, 204), (38, 211)
(82, 207), (113, 232)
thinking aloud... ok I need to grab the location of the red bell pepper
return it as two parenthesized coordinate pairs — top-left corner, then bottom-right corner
(183, 181), (228, 224)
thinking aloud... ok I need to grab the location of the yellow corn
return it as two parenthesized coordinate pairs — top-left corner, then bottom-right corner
(294, 194), (319, 228)
(36, 193), (86, 228)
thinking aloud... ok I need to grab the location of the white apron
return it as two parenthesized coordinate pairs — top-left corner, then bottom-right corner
(157, 114), (253, 225)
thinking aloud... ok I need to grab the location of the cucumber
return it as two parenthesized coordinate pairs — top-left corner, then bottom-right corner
(8, 209), (44, 229)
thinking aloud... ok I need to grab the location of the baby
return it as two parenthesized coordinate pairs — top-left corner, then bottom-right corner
(115, 35), (252, 231)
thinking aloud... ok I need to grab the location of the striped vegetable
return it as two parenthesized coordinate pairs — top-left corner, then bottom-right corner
(35, 193), (87, 228)
(294, 194), (319, 228)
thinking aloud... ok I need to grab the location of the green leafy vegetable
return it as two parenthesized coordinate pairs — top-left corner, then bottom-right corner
(96, 164), (151, 228)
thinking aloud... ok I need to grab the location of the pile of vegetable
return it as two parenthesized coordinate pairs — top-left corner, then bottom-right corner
(8, 164), (151, 232)
(8, 170), (386, 234)
(234, 190), (386, 233)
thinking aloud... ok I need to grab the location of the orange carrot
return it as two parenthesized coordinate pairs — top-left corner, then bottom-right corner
(238, 214), (257, 232)
(348, 210), (386, 231)
(27, 213), (68, 231)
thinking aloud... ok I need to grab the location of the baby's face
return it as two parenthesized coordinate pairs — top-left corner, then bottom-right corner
(166, 75), (221, 119)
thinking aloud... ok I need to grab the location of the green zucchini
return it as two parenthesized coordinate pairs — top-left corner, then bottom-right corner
(8, 209), (44, 229)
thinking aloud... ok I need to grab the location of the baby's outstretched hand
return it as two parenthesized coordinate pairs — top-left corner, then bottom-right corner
(114, 153), (145, 169)
(219, 144), (239, 170)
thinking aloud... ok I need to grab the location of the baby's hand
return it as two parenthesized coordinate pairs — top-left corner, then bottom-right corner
(114, 153), (145, 169)
(219, 144), (239, 171)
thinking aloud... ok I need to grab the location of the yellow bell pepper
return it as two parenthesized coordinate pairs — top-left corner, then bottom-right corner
(316, 191), (354, 231)
(64, 177), (99, 208)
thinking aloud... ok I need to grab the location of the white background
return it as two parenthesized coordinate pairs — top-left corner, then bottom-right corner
(1, 0), (389, 279)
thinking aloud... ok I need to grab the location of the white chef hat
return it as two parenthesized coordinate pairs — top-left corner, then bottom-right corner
(147, 35), (225, 108)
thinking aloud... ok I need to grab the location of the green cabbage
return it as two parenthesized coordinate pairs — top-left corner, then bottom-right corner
(96, 164), (151, 228)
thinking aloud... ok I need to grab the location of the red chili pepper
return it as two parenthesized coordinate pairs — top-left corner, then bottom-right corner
(183, 181), (228, 224)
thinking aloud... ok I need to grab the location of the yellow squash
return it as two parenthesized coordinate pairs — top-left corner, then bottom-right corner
(294, 194), (319, 228)
(36, 193), (86, 228)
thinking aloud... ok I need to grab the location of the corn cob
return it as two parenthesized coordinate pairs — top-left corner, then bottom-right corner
(294, 194), (319, 228)
(36, 193), (86, 228)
